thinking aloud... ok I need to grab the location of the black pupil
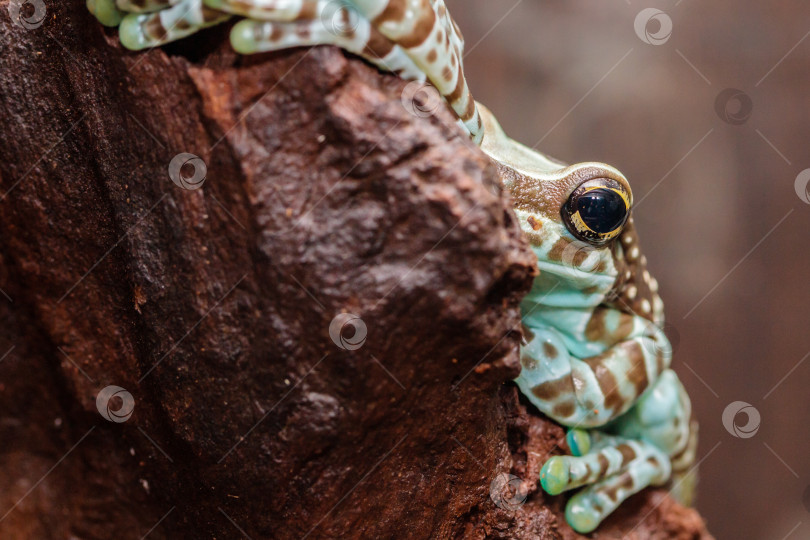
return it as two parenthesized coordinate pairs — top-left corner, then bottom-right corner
(575, 188), (627, 233)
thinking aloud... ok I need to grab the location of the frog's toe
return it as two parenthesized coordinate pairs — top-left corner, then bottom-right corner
(565, 497), (601, 534)
(562, 445), (672, 533)
(567, 429), (591, 457)
(540, 456), (570, 496)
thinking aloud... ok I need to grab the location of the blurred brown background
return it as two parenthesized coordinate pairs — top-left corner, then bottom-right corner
(449, 1), (810, 538)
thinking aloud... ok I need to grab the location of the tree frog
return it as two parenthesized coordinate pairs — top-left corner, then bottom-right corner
(87, 0), (699, 533)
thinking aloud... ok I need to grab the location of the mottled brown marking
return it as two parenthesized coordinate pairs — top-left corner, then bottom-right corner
(585, 308), (607, 343)
(521, 323), (535, 346)
(426, 48), (438, 63)
(616, 444), (636, 466)
(447, 71), (465, 104)
(531, 376), (574, 401)
(592, 360), (623, 413)
(604, 473), (634, 502)
(553, 401), (576, 418)
(597, 453), (610, 476)
(363, 27), (395, 58)
(646, 456), (660, 467)
(398, 0), (436, 48)
(521, 354), (537, 370)
(373, 0), (405, 25)
(542, 341), (558, 359)
(547, 237), (569, 263)
(527, 215), (542, 231)
(626, 342), (649, 397)
(299, 1), (317, 19)
(145, 16), (167, 41)
(461, 90), (475, 120)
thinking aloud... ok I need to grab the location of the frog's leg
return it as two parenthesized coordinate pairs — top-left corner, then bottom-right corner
(117, 0), (232, 50)
(540, 370), (696, 533)
(517, 319), (671, 428)
(229, 11), (427, 82)
(349, 0), (482, 142)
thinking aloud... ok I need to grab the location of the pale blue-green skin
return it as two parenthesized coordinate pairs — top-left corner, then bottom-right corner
(87, 0), (697, 533)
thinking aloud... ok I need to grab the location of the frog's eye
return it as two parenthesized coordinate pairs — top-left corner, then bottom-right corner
(561, 178), (631, 246)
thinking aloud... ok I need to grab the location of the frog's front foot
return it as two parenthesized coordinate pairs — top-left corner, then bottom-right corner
(541, 430), (671, 533)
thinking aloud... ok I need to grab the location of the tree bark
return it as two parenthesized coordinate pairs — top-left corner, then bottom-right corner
(0, 1), (713, 538)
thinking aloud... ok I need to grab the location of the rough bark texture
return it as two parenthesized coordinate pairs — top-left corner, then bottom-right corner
(0, 1), (713, 538)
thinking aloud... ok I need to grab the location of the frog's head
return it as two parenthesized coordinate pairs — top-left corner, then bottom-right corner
(478, 105), (662, 323)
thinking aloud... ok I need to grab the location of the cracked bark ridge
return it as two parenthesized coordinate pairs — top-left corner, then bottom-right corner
(0, 1), (713, 538)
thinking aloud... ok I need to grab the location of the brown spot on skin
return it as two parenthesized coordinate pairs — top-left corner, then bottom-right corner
(295, 24), (311, 39)
(363, 27), (395, 58)
(597, 454), (610, 476)
(398, 0), (436, 48)
(450, 54), (457, 68)
(616, 444), (637, 466)
(585, 308), (607, 343)
(542, 342), (558, 359)
(461, 90), (475, 121)
(521, 323), (535, 345)
(373, 0), (405, 26)
(646, 456), (660, 468)
(521, 354), (537, 370)
(584, 463), (592, 478)
(626, 342), (649, 397)
(553, 401), (576, 418)
(175, 19), (191, 31)
(548, 237), (568, 262)
(591, 360), (624, 413)
(527, 216), (542, 231)
(604, 473), (634, 502)
(426, 48), (438, 63)
(447, 72), (465, 104)
(442, 66), (453, 82)
(531, 377), (574, 401)
(145, 17), (167, 41)
(299, 1), (317, 19)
